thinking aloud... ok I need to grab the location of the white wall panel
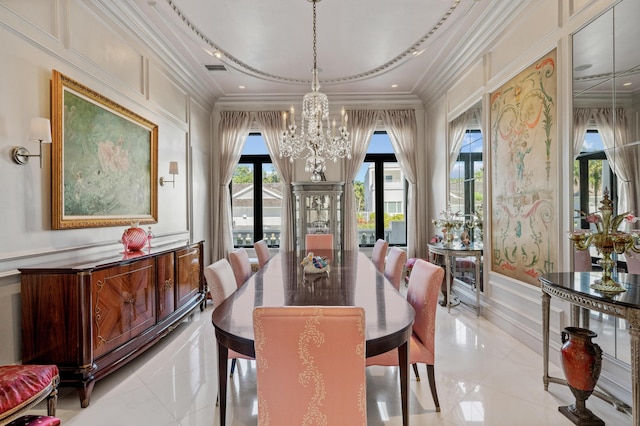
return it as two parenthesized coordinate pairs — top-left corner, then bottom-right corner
(488, 0), (559, 86)
(0, 0), (57, 37)
(69, 0), (143, 95)
(149, 63), (188, 123)
(447, 60), (484, 119)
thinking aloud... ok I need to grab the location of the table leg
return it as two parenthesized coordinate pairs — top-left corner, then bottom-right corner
(398, 340), (410, 426)
(629, 311), (640, 426)
(571, 304), (580, 328)
(581, 307), (590, 329)
(475, 253), (481, 316)
(542, 291), (551, 391)
(445, 253), (451, 313)
(217, 340), (229, 426)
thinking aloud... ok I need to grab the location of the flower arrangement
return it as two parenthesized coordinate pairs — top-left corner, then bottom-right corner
(432, 203), (463, 243)
(569, 189), (640, 295)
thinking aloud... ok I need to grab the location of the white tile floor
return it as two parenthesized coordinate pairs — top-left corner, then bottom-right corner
(37, 303), (631, 425)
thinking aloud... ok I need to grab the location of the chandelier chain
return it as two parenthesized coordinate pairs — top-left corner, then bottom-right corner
(312, 0), (317, 72)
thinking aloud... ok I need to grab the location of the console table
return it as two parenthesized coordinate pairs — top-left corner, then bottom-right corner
(19, 240), (204, 408)
(427, 242), (482, 315)
(539, 272), (640, 425)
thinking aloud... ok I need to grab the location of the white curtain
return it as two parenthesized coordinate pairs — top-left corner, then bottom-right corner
(255, 111), (295, 252)
(381, 110), (419, 258)
(449, 108), (481, 170)
(343, 110), (379, 251)
(593, 108), (636, 215)
(213, 111), (253, 260)
(573, 108), (593, 157)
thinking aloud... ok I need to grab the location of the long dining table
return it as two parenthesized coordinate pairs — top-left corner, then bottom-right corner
(211, 249), (416, 426)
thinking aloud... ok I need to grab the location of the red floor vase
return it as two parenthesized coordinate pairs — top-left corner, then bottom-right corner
(559, 326), (604, 426)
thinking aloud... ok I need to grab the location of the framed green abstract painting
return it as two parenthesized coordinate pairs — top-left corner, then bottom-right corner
(51, 70), (158, 229)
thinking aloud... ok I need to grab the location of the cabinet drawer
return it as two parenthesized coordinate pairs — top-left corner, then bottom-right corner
(93, 258), (156, 358)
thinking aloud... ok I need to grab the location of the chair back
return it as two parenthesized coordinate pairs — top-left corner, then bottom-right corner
(406, 259), (444, 364)
(384, 247), (407, 290)
(626, 251), (640, 274)
(203, 259), (237, 309)
(253, 239), (270, 268)
(573, 248), (592, 272)
(229, 248), (252, 287)
(253, 306), (366, 426)
(305, 234), (334, 251)
(371, 239), (389, 273)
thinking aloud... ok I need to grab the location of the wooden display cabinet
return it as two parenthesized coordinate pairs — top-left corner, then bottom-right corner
(19, 241), (204, 408)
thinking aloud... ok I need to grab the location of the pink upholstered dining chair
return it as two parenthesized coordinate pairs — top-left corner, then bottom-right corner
(573, 247), (592, 272)
(253, 239), (270, 269)
(253, 306), (366, 426)
(204, 259), (252, 382)
(305, 233), (334, 251)
(228, 248), (252, 287)
(625, 250), (640, 274)
(367, 258), (444, 412)
(371, 238), (389, 273)
(384, 247), (407, 291)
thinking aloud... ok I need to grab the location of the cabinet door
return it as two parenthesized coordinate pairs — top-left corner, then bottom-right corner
(157, 252), (175, 321)
(175, 245), (201, 309)
(92, 259), (155, 358)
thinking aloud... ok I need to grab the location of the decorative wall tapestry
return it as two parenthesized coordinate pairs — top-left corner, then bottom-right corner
(490, 49), (557, 285)
(51, 70), (158, 229)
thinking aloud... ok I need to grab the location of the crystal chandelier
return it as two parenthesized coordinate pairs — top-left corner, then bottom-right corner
(278, 0), (351, 182)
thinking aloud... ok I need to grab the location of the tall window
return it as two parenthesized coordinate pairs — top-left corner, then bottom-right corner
(356, 132), (407, 247)
(574, 130), (617, 229)
(450, 129), (483, 222)
(231, 134), (283, 248)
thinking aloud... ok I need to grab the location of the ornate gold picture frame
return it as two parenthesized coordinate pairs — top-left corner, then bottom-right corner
(51, 70), (158, 229)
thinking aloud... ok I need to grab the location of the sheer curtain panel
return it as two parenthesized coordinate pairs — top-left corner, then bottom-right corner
(343, 110), (378, 251)
(382, 110), (419, 258)
(256, 111), (295, 252)
(213, 111), (253, 260)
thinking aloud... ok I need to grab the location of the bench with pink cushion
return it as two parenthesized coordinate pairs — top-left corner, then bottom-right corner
(0, 365), (60, 426)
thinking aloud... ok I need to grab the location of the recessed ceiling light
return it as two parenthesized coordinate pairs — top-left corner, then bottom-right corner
(574, 64), (592, 72)
(238, 85), (245, 89)
(391, 84), (398, 88)
(623, 82), (632, 87)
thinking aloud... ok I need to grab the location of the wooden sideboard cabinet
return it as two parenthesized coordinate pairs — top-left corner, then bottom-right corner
(19, 241), (204, 408)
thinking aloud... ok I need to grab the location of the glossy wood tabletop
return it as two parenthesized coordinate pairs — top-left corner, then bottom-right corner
(211, 249), (415, 426)
(211, 250), (415, 358)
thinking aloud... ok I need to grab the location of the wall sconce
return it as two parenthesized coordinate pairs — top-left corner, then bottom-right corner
(12, 118), (52, 168)
(159, 161), (179, 188)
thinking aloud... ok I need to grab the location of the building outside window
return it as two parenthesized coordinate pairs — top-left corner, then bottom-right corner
(231, 134), (283, 248)
(356, 132), (407, 246)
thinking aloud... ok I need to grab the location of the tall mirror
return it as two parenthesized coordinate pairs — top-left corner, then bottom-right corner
(449, 101), (483, 242)
(572, 0), (640, 365)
